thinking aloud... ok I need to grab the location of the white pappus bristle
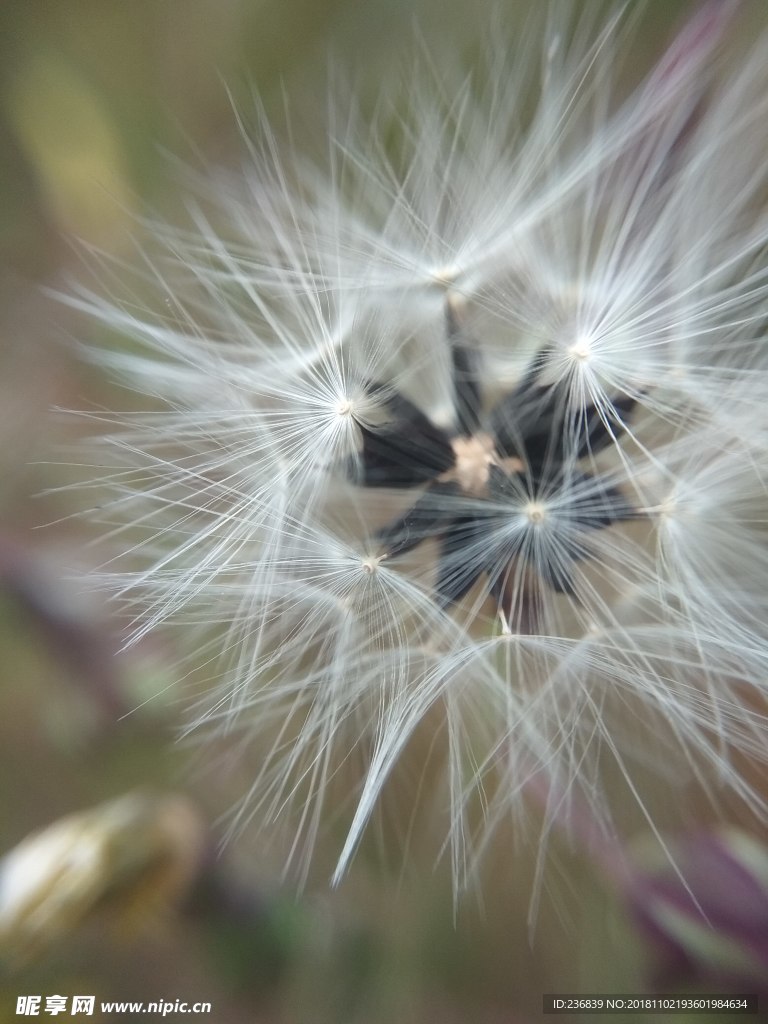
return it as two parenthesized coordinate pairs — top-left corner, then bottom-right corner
(64, 1), (768, 895)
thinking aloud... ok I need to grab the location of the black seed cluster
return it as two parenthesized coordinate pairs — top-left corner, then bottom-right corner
(353, 311), (637, 616)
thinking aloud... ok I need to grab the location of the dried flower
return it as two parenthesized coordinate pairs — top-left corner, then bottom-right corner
(66, 2), (768, 893)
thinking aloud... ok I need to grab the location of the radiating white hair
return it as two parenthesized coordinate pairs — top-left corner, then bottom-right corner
(64, 1), (768, 896)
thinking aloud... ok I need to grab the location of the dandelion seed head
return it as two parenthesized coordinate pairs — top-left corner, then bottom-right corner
(65, 1), (768, 898)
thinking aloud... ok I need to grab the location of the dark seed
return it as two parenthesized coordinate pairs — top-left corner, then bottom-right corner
(489, 347), (638, 469)
(376, 481), (461, 559)
(565, 471), (637, 528)
(576, 392), (639, 460)
(446, 301), (484, 437)
(434, 516), (489, 607)
(354, 383), (455, 487)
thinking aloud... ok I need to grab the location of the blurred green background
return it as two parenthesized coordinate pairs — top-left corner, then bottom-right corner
(0, 2), (766, 1022)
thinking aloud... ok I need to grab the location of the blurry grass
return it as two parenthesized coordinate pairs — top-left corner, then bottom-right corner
(0, 0), (353, 275)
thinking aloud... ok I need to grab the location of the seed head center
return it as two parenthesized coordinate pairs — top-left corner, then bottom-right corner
(525, 501), (547, 524)
(449, 433), (496, 496)
(361, 554), (385, 575)
(567, 335), (593, 362)
(658, 494), (678, 518)
(432, 264), (461, 288)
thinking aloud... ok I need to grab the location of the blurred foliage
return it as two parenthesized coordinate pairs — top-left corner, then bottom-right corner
(0, 1), (766, 1022)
